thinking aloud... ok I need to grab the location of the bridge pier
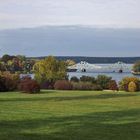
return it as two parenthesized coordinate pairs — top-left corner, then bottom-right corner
(81, 68), (86, 72)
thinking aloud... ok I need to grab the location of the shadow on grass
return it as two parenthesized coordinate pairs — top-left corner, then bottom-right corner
(0, 93), (137, 102)
(0, 108), (140, 140)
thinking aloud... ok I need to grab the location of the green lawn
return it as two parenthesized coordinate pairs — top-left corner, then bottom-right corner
(0, 90), (140, 140)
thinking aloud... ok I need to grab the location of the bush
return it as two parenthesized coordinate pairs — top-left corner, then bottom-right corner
(0, 72), (20, 92)
(96, 75), (112, 89)
(70, 76), (79, 82)
(132, 60), (140, 72)
(54, 80), (73, 90)
(128, 81), (137, 92)
(72, 82), (102, 91)
(18, 76), (40, 93)
(92, 84), (103, 91)
(0, 76), (7, 92)
(108, 80), (118, 91)
(4, 72), (20, 91)
(119, 77), (139, 91)
(80, 76), (96, 83)
(72, 82), (92, 90)
(40, 81), (55, 89)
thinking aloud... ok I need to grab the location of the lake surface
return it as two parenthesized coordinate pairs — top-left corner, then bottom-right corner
(68, 63), (140, 82)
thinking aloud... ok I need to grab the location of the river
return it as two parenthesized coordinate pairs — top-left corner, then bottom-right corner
(68, 64), (140, 82)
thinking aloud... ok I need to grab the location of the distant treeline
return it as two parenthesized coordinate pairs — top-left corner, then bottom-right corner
(28, 56), (140, 64)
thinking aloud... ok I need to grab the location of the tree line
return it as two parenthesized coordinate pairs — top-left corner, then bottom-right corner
(0, 54), (140, 93)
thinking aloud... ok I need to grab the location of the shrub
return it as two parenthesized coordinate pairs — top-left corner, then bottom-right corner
(71, 82), (102, 91)
(92, 84), (103, 91)
(54, 80), (73, 90)
(137, 81), (140, 91)
(80, 76), (96, 83)
(119, 77), (139, 91)
(108, 80), (118, 91)
(40, 81), (55, 89)
(0, 72), (20, 92)
(3, 72), (20, 91)
(0, 76), (7, 92)
(128, 81), (137, 92)
(70, 76), (79, 82)
(96, 75), (112, 89)
(71, 82), (80, 90)
(72, 82), (93, 90)
(133, 60), (140, 72)
(18, 76), (40, 93)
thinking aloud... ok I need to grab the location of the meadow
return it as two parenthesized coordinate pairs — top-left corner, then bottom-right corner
(0, 90), (140, 140)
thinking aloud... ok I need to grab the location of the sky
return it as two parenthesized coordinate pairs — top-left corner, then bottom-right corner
(0, 27), (140, 57)
(0, 0), (140, 57)
(0, 0), (140, 29)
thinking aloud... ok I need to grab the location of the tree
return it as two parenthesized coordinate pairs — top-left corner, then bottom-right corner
(70, 76), (79, 82)
(119, 77), (139, 91)
(7, 60), (14, 72)
(0, 54), (35, 73)
(1, 54), (12, 63)
(0, 72), (20, 91)
(80, 76), (96, 83)
(33, 56), (67, 84)
(16, 55), (26, 61)
(66, 59), (76, 66)
(133, 61), (140, 72)
(128, 81), (137, 92)
(0, 62), (7, 71)
(23, 60), (35, 74)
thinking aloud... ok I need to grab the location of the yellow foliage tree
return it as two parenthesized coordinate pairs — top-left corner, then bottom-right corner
(128, 81), (137, 92)
(33, 56), (67, 83)
(66, 59), (76, 66)
(119, 77), (139, 91)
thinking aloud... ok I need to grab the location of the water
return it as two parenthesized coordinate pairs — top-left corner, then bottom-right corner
(68, 64), (140, 82)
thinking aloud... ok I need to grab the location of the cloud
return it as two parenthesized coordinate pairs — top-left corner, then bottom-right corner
(0, 26), (140, 57)
(0, 0), (140, 29)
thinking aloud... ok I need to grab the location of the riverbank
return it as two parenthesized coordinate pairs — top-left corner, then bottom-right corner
(131, 71), (140, 75)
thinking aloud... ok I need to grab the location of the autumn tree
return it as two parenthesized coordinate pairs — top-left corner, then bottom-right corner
(128, 81), (137, 92)
(1, 54), (13, 63)
(33, 56), (67, 84)
(119, 77), (139, 91)
(66, 59), (76, 66)
(133, 60), (140, 73)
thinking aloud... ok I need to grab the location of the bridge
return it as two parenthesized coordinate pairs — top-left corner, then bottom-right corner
(67, 61), (132, 73)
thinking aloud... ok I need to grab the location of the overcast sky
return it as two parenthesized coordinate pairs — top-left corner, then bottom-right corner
(0, 0), (140, 57)
(0, 0), (140, 29)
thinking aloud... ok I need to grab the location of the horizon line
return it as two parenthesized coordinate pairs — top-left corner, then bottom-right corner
(1, 24), (140, 31)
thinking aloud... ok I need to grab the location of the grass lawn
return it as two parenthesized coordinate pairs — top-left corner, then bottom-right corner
(0, 90), (140, 140)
